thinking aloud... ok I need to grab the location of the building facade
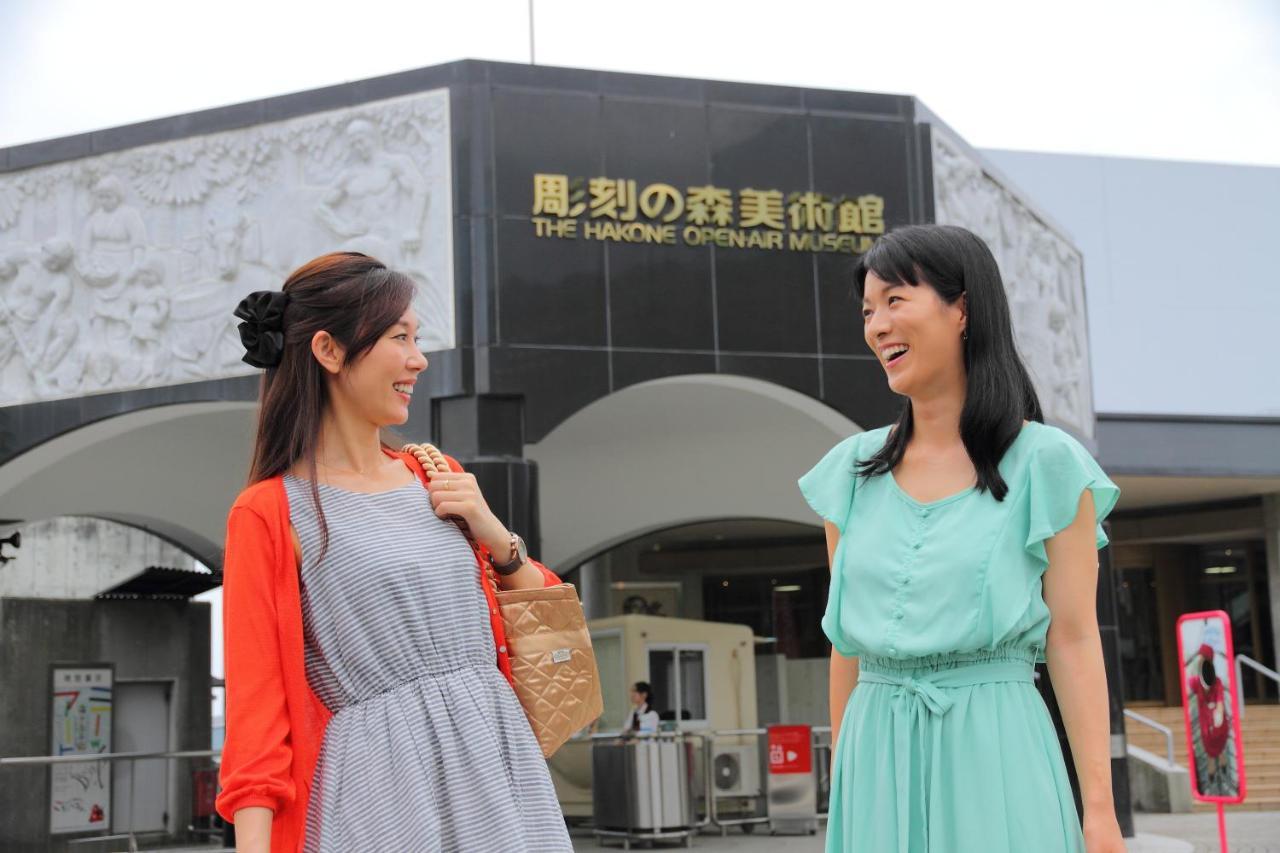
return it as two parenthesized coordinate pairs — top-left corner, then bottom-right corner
(0, 60), (1140, 844)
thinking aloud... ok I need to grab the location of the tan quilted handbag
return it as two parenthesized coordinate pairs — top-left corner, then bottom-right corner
(403, 443), (604, 757)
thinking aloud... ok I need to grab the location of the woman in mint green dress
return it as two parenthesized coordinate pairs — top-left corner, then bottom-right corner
(799, 225), (1126, 853)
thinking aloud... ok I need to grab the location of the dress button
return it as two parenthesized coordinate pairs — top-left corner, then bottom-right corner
(912, 542), (922, 550)
(499, 645), (507, 653)
(893, 610), (904, 620)
(902, 577), (911, 585)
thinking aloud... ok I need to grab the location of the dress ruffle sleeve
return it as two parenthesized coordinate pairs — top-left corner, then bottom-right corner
(1023, 429), (1120, 565)
(798, 432), (864, 533)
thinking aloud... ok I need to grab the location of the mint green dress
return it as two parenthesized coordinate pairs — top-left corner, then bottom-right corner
(799, 422), (1119, 853)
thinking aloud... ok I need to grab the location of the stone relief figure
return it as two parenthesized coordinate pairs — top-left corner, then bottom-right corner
(80, 175), (147, 283)
(34, 240), (87, 395)
(1047, 299), (1082, 420)
(120, 255), (171, 384)
(316, 118), (428, 263)
(171, 216), (274, 378)
(79, 175), (148, 369)
(0, 256), (23, 374)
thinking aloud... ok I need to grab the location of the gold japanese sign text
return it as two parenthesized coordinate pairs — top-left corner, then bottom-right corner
(530, 174), (885, 254)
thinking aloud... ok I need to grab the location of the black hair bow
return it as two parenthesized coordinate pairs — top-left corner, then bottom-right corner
(233, 290), (290, 369)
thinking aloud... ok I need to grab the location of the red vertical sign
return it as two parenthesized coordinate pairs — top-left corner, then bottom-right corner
(1176, 610), (1247, 805)
(767, 725), (812, 775)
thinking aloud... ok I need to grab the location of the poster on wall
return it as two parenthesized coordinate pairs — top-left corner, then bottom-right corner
(1176, 612), (1247, 803)
(49, 664), (113, 834)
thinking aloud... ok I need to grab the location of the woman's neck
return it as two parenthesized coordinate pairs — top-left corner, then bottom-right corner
(313, 408), (386, 476)
(909, 383), (966, 450)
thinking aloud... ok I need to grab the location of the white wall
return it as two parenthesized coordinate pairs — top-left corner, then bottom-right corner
(982, 150), (1280, 418)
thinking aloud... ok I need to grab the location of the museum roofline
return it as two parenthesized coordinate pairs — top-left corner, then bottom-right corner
(0, 59), (919, 174)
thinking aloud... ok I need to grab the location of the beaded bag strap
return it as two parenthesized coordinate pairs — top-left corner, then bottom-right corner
(401, 442), (499, 587)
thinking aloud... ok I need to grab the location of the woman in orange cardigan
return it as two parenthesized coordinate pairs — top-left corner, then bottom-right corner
(216, 252), (571, 853)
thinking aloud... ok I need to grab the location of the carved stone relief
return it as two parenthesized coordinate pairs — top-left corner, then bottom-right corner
(0, 89), (453, 408)
(931, 130), (1095, 439)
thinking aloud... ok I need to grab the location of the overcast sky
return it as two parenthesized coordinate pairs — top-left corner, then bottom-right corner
(3, 0), (1278, 166)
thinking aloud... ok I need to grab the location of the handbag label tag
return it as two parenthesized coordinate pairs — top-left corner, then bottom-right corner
(551, 649), (571, 664)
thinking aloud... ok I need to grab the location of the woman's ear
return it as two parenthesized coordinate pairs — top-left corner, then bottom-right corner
(310, 331), (345, 375)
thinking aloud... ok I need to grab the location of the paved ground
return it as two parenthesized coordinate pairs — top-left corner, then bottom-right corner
(130, 810), (1280, 852)
(1131, 810), (1280, 853)
(564, 811), (1280, 852)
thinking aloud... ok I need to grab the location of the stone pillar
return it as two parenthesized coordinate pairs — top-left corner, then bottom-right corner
(1264, 494), (1280, 672)
(576, 557), (612, 620)
(432, 394), (541, 557)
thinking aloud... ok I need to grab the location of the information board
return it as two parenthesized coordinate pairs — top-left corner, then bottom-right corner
(49, 665), (113, 834)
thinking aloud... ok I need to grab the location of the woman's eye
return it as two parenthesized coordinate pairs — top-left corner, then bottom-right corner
(888, 296), (902, 304)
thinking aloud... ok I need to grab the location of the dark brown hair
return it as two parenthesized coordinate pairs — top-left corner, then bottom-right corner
(247, 252), (416, 552)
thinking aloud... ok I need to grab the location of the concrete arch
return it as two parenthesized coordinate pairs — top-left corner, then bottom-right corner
(527, 374), (862, 569)
(0, 401), (258, 566)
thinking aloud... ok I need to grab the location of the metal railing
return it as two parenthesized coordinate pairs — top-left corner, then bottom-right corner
(1234, 654), (1280, 720)
(1121, 709), (1175, 766)
(0, 749), (222, 850)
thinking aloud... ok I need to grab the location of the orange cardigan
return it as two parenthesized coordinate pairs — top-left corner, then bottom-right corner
(215, 450), (560, 852)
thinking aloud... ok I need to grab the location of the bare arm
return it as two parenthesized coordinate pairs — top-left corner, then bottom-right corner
(232, 807), (272, 853)
(824, 522), (859, 752)
(1042, 491), (1124, 852)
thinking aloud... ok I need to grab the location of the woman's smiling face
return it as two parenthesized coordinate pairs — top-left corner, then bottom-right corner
(862, 271), (967, 398)
(334, 310), (428, 427)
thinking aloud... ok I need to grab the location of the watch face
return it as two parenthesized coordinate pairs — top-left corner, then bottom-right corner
(515, 535), (528, 563)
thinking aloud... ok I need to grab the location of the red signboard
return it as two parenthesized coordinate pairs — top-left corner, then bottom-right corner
(767, 725), (812, 775)
(1176, 610), (1247, 805)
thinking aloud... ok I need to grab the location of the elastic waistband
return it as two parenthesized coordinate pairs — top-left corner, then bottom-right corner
(859, 658), (1034, 689)
(330, 661), (493, 714)
(858, 644), (1038, 675)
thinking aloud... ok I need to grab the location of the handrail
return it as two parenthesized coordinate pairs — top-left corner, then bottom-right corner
(0, 749), (220, 766)
(1122, 709), (1175, 766)
(1234, 654), (1280, 721)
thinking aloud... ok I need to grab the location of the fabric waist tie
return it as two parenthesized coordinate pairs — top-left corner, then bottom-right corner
(855, 659), (1035, 852)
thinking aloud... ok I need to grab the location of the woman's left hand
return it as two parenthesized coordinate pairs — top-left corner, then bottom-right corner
(425, 471), (511, 556)
(1083, 811), (1126, 853)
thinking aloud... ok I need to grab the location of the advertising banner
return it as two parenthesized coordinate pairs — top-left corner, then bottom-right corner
(1176, 611), (1247, 804)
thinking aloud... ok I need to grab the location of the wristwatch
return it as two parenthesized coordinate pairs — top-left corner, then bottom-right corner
(491, 532), (528, 576)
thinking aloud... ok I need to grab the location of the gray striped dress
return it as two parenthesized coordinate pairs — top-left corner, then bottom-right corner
(283, 475), (571, 853)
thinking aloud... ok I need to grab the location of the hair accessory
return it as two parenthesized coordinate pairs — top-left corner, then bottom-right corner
(233, 290), (290, 368)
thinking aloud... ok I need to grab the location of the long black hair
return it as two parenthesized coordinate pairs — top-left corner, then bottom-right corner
(853, 224), (1042, 501)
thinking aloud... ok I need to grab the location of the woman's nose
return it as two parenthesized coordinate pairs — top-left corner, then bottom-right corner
(865, 308), (891, 339)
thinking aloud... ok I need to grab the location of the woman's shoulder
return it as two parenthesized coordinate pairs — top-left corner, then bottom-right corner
(229, 477), (285, 517)
(859, 425), (892, 456)
(1018, 421), (1098, 466)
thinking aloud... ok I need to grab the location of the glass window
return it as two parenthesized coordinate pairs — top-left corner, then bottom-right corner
(647, 645), (709, 726)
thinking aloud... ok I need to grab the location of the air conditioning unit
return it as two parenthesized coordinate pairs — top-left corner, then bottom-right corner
(711, 744), (761, 798)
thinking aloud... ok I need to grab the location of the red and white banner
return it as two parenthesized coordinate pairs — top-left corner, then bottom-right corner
(767, 724), (813, 775)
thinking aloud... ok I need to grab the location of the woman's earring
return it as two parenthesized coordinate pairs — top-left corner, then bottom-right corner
(962, 329), (968, 342)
